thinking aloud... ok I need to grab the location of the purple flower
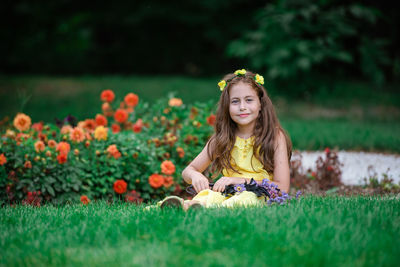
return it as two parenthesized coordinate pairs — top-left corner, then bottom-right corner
(234, 184), (246, 193)
(296, 190), (302, 199)
(261, 178), (270, 187)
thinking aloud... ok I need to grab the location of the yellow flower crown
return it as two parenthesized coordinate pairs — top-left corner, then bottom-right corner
(218, 69), (265, 91)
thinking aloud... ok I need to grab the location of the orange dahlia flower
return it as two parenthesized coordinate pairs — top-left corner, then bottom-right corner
(124, 93), (139, 107)
(13, 113), (31, 132)
(102, 103), (113, 117)
(56, 141), (71, 155)
(70, 127), (85, 143)
(80, 195), (90, 205)
(107, 144), (121, 159)
(161, 160), (176, 175)
(24, 160), (32, 169)
(0, 154), (7, 165)
(94, 126), (108, 141)
(163, 176), (174, 188)
(83, 119), (96, 132)
(168, 98), (183, 107)
(101, 89), (115, 102)
(95, 114), (108, 126)
(114, 109), (128, 123)
(113, 179), (127, 194)
(176, 147), (185, 158)
(48, 139), (57, 148)
(60, 125), (73, 135)
(34, 140), (45, 152)
(148, 174), (164, 188)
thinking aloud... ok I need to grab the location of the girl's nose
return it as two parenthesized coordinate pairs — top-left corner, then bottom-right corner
(240, 102), (246, 110)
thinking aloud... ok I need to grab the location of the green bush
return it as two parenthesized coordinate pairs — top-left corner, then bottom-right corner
(227, 0), (390, 95)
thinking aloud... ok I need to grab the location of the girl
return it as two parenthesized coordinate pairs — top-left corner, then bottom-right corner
(161, 69), (292, 209)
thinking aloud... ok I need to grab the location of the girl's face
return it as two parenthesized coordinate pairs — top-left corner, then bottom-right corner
(229, 82), (261, 130)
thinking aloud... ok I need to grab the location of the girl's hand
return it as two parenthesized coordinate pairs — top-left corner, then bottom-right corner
(192, 176), (210, 193)
(212, 177), (243, 193)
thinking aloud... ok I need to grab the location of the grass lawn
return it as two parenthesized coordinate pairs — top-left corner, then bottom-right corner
(1, 195), (400, 266)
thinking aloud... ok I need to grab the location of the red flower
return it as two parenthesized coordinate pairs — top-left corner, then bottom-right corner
(206, 114), (216, 126)
(113, 179), (127, 194)
(124, 190), (143, 204)
(57, 154), (68, 164)
(80, 195), (90, 205)
(111, 124), (121, 133)
(161, 160), (176, 175)
(148, 174), (164, 188)
(173, 184), (182, 195)
(124, 93), (139, 107)
(23, 191), (41, 206)
(324, 147), (330, 154)
(101, 89), (115, 102)
(32, 122), (44, 132)
(311, 172), (317, 178)
(95, 114), (108, 126)
(327, 166), (334, 172)
(114, 109), (128, 123)
(132, 119), (143, 133)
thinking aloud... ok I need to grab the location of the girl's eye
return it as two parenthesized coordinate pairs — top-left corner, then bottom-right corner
(246, 99), (253, 102)
(231, 100), (239, 104)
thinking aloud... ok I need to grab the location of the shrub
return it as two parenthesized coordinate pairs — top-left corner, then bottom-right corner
(0, 90), (218, 205)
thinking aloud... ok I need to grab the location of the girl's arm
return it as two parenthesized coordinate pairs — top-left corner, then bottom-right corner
(272, 131), (290, 193)
(182, 142), (212, 193)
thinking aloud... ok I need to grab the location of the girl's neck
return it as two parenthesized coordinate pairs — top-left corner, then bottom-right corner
(235, 126), (254, 140)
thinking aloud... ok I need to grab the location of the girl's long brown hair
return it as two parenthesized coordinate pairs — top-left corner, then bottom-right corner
(207, 71), (292, 177)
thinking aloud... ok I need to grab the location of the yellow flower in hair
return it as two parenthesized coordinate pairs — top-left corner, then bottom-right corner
(234, 69), (246, 76)
(218, 80), (226, 91)
(255, 74), (264, 85)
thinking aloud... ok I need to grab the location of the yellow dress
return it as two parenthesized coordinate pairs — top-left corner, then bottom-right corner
(192, 136), (272, 207)
(222, 136), (273, 181)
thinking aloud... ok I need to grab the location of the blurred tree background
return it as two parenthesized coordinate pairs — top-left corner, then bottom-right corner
(1, 0), (399, 87)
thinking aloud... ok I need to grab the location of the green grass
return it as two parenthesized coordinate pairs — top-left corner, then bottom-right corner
(283, 118), (400, 153)
(1, 196), (400, 266)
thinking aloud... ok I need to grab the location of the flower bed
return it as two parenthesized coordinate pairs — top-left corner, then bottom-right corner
(1, 90), (217, 205)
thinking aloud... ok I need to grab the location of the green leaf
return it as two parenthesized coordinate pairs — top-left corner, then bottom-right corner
(45, 177), (57, 184)
(46, 185), (56, 197)
(72, 184), (79, 191)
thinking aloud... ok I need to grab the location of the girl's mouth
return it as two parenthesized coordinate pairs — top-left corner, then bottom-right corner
(239, 114), (250, 118)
